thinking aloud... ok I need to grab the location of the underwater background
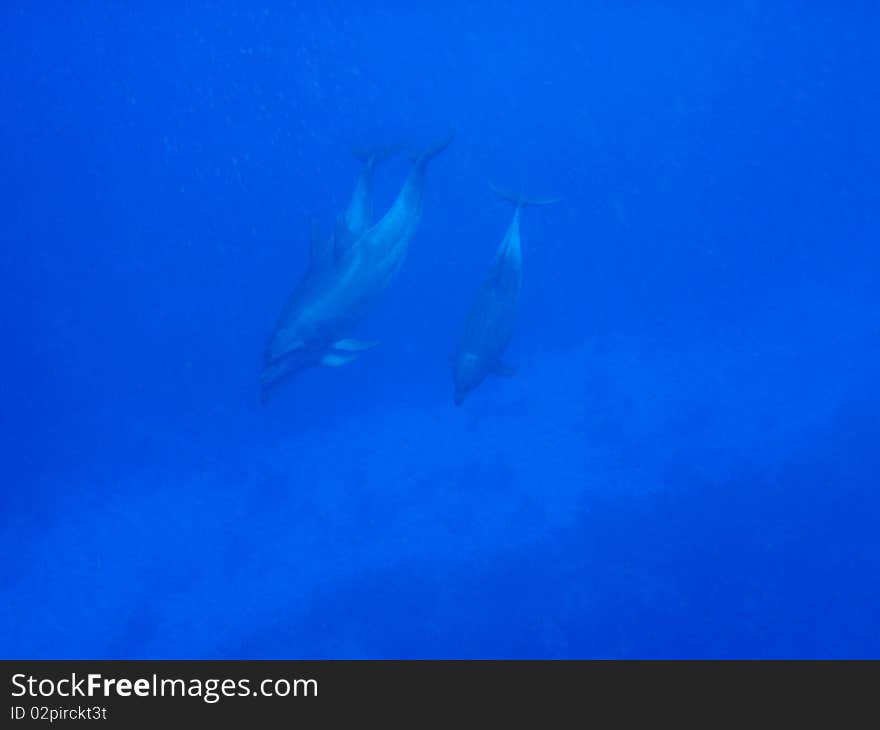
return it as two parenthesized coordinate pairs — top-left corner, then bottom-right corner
(2, 2), (878, 658)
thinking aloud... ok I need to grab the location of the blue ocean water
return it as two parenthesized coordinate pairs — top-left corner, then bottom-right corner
(1, 2), (878, 659)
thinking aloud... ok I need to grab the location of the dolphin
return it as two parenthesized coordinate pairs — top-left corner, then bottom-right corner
(261, 134), (453, 402)
(289, 144), (399, 287)
(451, 185), (556, 405)
(333, 144), (401, 260)
(263, 145), (398, 369)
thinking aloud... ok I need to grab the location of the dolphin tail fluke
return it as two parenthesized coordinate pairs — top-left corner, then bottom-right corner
(489, 182), (560, 208)
(413, 132), (455, 166)
(351, 143), (402, 167)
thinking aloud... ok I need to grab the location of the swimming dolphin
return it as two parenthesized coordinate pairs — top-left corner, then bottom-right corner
(263, 145), (398, 368)
(451, 185), (556, 405)
(333, 144), (401, 260)
(261, 134), (453, 402)
(289, 144), (399, 286)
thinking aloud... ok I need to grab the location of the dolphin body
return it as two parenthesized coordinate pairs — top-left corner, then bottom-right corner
(333, 144), (400, 260)
(262, 146), (395, 373)
(451, 186), (556, 405)
(261, 135), (453, 402)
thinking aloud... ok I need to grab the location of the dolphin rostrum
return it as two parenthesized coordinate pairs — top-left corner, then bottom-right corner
(261, 134), (453, 402)
(451, 185), (556, 405)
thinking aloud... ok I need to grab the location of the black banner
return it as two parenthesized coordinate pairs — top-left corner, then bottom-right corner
(3, 660), (877, 725)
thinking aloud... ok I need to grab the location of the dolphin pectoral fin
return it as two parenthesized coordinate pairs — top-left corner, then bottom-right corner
(492, 361), (518, 378)
(321, 352), (358, 367)
(332, 338), (378, 352)
(321, 339), (377, 366)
